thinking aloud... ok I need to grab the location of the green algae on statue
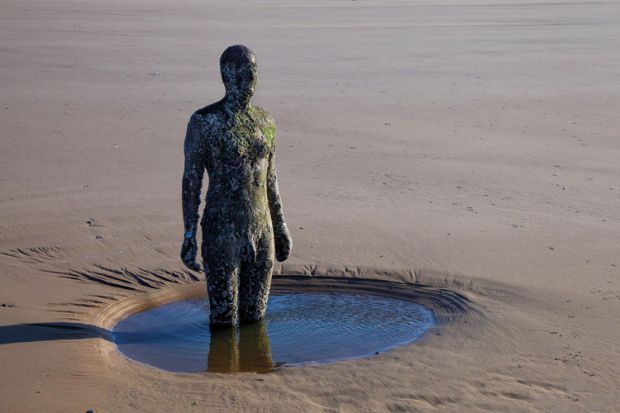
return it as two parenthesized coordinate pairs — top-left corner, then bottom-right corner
(181, 45), (292, 327)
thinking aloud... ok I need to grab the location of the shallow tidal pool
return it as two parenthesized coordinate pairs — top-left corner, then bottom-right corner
(113, 292), (437, 373)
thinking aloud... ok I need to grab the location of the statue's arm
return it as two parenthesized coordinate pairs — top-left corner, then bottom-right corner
(267, 132), (292, 262)
(181, 116), (206, 271)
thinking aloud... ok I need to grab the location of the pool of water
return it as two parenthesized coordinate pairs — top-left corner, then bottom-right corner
(113, 292), (436, 373)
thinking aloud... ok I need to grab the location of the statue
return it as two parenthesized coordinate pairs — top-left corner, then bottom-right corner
(181, 45), (292, 327)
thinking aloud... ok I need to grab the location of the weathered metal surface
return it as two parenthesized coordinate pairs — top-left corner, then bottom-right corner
(181, 45), (292, 326)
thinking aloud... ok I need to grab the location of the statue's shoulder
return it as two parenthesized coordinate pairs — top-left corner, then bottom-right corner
(250, 105), (274, 126)
(191, 101), (226, 131)
(250, 105), (276, 146)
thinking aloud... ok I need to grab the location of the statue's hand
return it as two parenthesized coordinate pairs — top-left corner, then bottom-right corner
(274, 223), (292, 262)
(181, 235), (201, 272)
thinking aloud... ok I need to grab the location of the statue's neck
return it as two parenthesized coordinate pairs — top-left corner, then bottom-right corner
(223, 92), (250, 114)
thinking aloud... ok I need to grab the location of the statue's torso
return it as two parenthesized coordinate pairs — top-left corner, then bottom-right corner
(192, 105), (276, 236)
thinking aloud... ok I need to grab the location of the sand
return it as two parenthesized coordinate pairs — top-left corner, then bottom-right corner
(0, 0), (619, 411)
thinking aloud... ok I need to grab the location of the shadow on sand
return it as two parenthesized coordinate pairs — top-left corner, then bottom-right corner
(0, 321), (274, 373)
(0, 322), (113, 345)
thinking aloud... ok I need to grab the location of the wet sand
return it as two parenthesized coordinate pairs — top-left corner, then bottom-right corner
(1, 0), (619, 411)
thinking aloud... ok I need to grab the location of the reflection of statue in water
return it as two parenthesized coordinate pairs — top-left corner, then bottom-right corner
(207, 320), (274, 373)
(181, 45), (292, 327)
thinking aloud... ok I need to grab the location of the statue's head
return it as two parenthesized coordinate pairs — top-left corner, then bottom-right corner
(220, 45), (257, 107)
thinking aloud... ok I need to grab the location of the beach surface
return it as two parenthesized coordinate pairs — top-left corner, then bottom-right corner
(1, 0), (619, 411)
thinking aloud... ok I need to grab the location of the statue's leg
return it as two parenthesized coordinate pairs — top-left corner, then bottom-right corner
(203, 236), (240, 327)
(238, 234), (274, 323)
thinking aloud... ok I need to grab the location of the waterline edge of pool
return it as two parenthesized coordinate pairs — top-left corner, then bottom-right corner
(95, 276), (474, 374)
